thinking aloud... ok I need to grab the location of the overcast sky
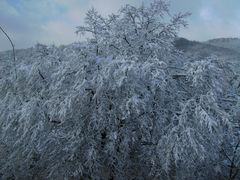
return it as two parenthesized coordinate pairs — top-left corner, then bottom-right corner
(0, 0), (240, 51)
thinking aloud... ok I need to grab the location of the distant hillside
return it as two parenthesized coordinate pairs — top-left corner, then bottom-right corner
(174, 38), (240, 73)
(205, 37), (240, 52)
(175, 38), (240, 58)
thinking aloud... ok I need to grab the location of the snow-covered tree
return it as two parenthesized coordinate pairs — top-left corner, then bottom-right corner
(0, 0), (239, 179)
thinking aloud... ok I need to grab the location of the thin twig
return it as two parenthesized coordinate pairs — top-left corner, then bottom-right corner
(0, 25), (17, 80)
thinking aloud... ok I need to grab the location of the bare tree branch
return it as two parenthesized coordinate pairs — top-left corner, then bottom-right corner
(0, 25), (17, 79)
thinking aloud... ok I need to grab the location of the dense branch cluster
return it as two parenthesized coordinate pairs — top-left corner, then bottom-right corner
(0, 0), (240, 179)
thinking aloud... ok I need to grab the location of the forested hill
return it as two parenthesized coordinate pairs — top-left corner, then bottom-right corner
(175, 37), (240, 73)
(206, 37), (240, 52)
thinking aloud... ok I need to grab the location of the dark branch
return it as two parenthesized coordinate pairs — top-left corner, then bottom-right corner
(0, 25), (17, 79)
